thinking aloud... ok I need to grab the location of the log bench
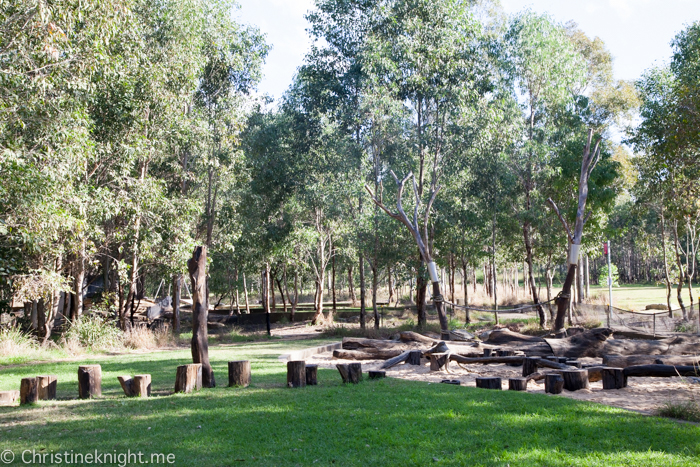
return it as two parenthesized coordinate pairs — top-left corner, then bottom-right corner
(337, 363), (362, 384)
(78, 365), (102, 399)
(118, 374), (151, 397)
(175, 364), (202, 393)
(228, 361), (251, 388)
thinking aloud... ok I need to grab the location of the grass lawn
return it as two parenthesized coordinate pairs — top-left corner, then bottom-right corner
(1, 340), (699, 466)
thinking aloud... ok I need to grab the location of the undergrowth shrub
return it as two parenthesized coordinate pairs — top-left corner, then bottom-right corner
(0, 326), (37, 356)
(657, 400), (700, 422)
(65, 315), (122, 350)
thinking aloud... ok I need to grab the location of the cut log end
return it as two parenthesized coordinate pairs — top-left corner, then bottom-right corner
(20, 377), (38, 405)
(508, 378), (528, 391)
(228, 360), (251, 388)
(337, 363), (362, 384)
(368, 371), (386, 379)
(475, 377), (502, 390)
(287, 360), (306, 388)
(305, 365), (318, 386)
(78, 365), (102, 399)
(37, 375), (57, 401)
(407, 350), (422, 365)
(601, 367), (627, 390)
(174, 364), (202, 393)
(133, 374), (151, 397)
(561, 369), (590, 391)
(545, 374), (564, 394)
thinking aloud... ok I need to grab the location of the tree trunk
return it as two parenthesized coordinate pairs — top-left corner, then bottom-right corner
(188, 246), (215, 388)
(291, 270), (298, 321)
(416, 261), (428, 327)
(276, 276), (286, 313)
(672, 220), (688, 320)
(585, 255), (590, 299)
(243, 272), (250, 314)
(661, 209), (673, 316)
(388, 265), (394, 307)
(372, 263), (379, 329)
(263, 263), (271, 334)
(576, 256), (583, 303)
(462, 261), (470, 323)
(172, 274), (181, 333)
(72, 239), (86, 322)
(359, 254), (366, 328)
(348, 265), (357, 306)
(331, 249), (337, 313)
(524, 222), (546, 326)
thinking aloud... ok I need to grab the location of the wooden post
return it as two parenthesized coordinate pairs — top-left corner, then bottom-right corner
(20, 377), (38, 404)
(78, 365), (102, 399)
(429, 354), (447, 371)
(0, 391), (20, 406)
(336, 363), (362, 384)
(188, 246), (215, 388)
(562, 369), (589, 391)
(287, 361), (306, 388)
(133, 375), (151, 397)
(175, 363), (202, 393)
(475, 377), (501, 390)
(305, 364), (318, 386)
(545, 374), (564, 394)
(228, 361), (251, 388)
(522, 357), (540, 377)
(37, 375), (57, 400)
(508, 378), (528, 391)
(407, 350), (422, 365)
(601, 367), (627, 390)
(368, 371), (385, 379)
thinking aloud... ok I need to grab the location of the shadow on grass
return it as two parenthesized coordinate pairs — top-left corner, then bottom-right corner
(1, 368), (699, 466)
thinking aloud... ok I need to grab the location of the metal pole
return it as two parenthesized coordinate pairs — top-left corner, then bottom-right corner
(607, 240), (612, 328)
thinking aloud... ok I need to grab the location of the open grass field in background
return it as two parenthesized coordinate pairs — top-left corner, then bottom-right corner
(1, 340), (700, 466)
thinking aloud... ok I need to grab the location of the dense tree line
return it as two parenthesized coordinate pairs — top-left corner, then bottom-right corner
(2, 0), (698, 338)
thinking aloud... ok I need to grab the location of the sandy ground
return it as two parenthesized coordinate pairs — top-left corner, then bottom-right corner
(306, 350), (700, 416)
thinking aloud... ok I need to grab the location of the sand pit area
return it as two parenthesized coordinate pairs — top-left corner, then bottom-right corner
(306, 350), (700, 416)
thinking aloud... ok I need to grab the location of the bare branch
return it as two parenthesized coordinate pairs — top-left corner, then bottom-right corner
(587, 139), (602, 178)
(583, 210), (592, 226)
(546, 198), (574, 244)
(423, 186), (441, 253)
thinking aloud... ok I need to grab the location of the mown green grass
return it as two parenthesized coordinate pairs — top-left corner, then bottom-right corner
(1, 340), (699, 466)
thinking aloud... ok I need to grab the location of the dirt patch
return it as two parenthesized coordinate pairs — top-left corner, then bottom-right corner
(306, 351), (700, 416)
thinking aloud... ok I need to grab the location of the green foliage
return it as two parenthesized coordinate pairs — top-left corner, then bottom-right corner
(598, 263), (620, 288)
(657, 400), (700, 423)
(65, 315), (123, 350)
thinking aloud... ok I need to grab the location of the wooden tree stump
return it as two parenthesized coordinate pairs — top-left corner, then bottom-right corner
(337, 363), (362, 384)
(174, 364), (202, 393)
(408, 350), (422, 365)
(368, 371), (385, 379)
(287, 361), (306, 388)
(228, 361), (251, 388)
(37, 375), (57, 400)
(133, 375), (151, 397)
(429, 354), (448, 371)
(562, 369), (590, 391)
(118, 376), (135, 397)
(545, 374), (564, 394)
(522, 357), (541, 377)
(601, 367), (627, 389)
(483, 348), (497, 357)
(305, 365), (318, 386)
(475, 377), (501, 390)
(20, 377), (38, 405)
(508, 377), (528, 391)
(78, 365), (102, 399)
(0, 391), (20, 406)
(497, 349), (514, 357)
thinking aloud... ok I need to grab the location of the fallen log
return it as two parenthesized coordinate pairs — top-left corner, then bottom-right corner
(342, 337), (411, 351)
(623, 364), (700, 378)
(333, 349), (404, 360)
(601, 335), (700, 357)
(603, 355), (700, 368)
(381, 351), (411, 370)
(486, 328), (545, 345)
(399, 331), (437, 345)
(544, 327), (613, 358)
(449, 355), (524, 365)
(611, 329), (664, 340)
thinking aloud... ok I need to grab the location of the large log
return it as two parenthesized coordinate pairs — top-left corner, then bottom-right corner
(601, 367), (627, 389)
(601, 335), (700, 357)
(486, 328), (545, 344)
(623, 364), (700, 378)
(333, 349), (404, 360)
(475, 377), (501, 389)
(423, 341), (450, 355)
(20, 377), (38, 405)
(342, 337), (413, 351)
(399, 331), (437, 345)
(78, 365), (102, 399)
(449, 355), (525, 365)
(228, 361), (251, 387)
(175, 364), (202, 393)
(37, 375), (57, 400)
(602, 355), (700, 368)
(544, 328), (613, 358)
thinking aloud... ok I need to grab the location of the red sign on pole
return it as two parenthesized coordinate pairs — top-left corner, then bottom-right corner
(603, 242), (608, 255)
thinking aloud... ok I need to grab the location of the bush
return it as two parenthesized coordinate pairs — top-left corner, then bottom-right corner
(0, 325), (37, 357)
(598, 264), (620, 287)
(657, 401), (700, 422)
(65, 315), (123, 350)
